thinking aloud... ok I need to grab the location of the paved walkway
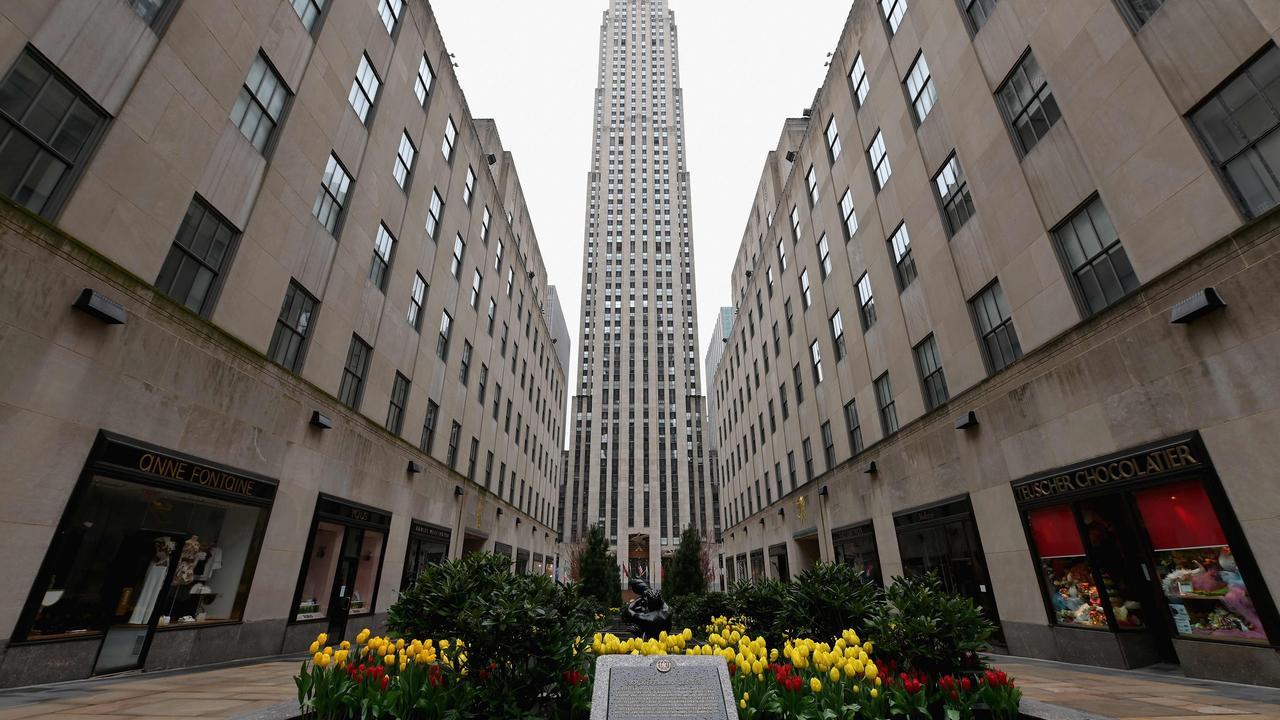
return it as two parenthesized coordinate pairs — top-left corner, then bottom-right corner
(0, 654), (1278, 720)
(989, 655), (1280, 720)
(0, 660), (300, 720)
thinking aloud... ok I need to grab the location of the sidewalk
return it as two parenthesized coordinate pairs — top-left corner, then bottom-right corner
(0, 660), (300, 720)
(988, 655), (1280, 720)
(0, 654), (1278, 720)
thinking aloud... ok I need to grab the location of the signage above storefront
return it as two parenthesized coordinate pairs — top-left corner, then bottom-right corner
(317, 494), (392, 530)
(94, 432), (277, 503)
(1012, 433), (1207, 505)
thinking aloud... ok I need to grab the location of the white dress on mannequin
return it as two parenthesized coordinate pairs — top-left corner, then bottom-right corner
(129, 537), (174, 625)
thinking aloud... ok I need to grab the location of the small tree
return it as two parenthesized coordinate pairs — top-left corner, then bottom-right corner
(664, 527), (709, 600)
(575, 524), (622, 609)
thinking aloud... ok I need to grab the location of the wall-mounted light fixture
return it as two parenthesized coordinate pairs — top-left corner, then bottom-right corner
(72, 289), (126, 324)
(454, 485), (464, 497)
(863, 461), (878, 474)
(1170, 288), (1226, 324)
(955, 411), (979, 430)
(407, 461), (423, 474)
(309, 411), (333, 429)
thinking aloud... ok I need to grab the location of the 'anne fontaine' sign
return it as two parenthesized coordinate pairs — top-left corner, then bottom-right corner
(1012, 435), (1206, 504)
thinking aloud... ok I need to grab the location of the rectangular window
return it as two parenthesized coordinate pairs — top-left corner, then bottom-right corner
(478, 364), (488, 405)
(424, 188), (444, 241)
(858, 273), (876, 330)
(934, 154), (975, 235)
(780, 383), (789, 419)
(880, 0), (907, 34)
(914, 334), (949, 411)
(766, 266), (775, 296)
(486, 298), (497, 334)
(155, 197), (239, 317)
(492, 384), (501, 419)
(844, 400), (864, 455)
(803, 438), (815, 482)
(437, 311), (453, 360)
(268, 280), (317, 372)
(1054, 196), (1139, 315)
(387, 372), (409, 434)
(290, 0), (324, 31)
(790, 205), (802, 242)
(464, 166), (476, 206)
(776, 237), (788, 271)
(817, 234), (832, 279)
(963, 0), (997, 33)
(904, 53), (937, 123)
(868, 131), (891, 190)
(442, 116), (457, 162)
(806, 165), (819, 206)
(414, 54), (435, 105)
(338, 335), (371, 409)
(849, 54), (869, 106)
(0, 51), (107, 218)
(787, 452), (797, 489)
(231, 53), (289, 153)
(830, 311), (847, 360)
(809, 340), (824, 385)
(888, 223), (917, 289)
(825, 115), (842, 161)
(460, 341), (472, 385)
(349, 53), (380, 124)
(495, 238), (505, 272)
(369, 223), (395, 290)
(996, 51), (1060, 154)
(393, 131), (416, 189)
(971, 280), (1023, 374)
(822, 421), (835, 469)
(1116, 0), (1166, 29)
(451, 233), (466, 278)
(481, 206), (492, 243)
(313, 153), (352, 233)
(408, 273), (427, 330)
(793, 363), (804, 404)
(467, 438), (479, 482)
(840, 189), (859, 240)
(875, 373), (898, 435)
(784, 298), (794, 334)
(470, 269), (482, 309)
(800, 269), (812, 309)
(378, 0), (403, 34)
(421, 399), (439, 453)
(1190, 45), (1280, 218)
(446, 422), (461, 469)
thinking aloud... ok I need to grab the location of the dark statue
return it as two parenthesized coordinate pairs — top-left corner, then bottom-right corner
(622, 577), (672, 639)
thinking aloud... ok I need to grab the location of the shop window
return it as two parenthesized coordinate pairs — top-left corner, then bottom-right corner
(293, 498), (389, 624)
(1029, 504), (1109, 628)
(832, 522), (881, 585)
(17, 440), (273, 666)
(401, 522), (449, 590)
(1135, 479), (1269, 643)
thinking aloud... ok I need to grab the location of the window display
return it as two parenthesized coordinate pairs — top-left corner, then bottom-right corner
(1028, 505), (1106, 628)
(401, 522), (450, 589)
(23, 476), (268, 640)
(296, 521), (344, 620)
(1135, 479), (1268, 644)
(832, 522), (882, 585)
(291, 496), (391, 629)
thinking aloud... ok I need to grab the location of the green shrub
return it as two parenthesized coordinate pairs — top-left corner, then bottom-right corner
(780, 561), (882, 643)
(386, 553), (599, 717)
(663, 527), (709, 600)
(669, 591), (733, 632)
(574, 525), (623, 609)
(727, 577), (789, 645)
(867, 572), (993, 676)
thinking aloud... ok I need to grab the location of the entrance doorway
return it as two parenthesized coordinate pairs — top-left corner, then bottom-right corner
(894, 496), (1004, 644)
(291, 495), (391, 642)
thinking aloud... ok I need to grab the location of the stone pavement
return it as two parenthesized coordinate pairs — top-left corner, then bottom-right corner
(989, 655), (1280, 720)
(1, 654), (1279, 720)
(0, 660), (300, 720)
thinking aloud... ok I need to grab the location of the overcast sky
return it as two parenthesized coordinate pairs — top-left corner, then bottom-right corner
(433, 0), (851, 393)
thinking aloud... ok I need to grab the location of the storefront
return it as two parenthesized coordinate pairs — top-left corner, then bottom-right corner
(401, 521), (451, 590)
(1014, 433), (1278, 668)
(831, 521), (882, 585)
(894, 496), (1003, 643)
(750, 549), (766, 579)
(291, 495), (391, 642)
(11, 432), (275, 675)
(769, 544), (790, 583)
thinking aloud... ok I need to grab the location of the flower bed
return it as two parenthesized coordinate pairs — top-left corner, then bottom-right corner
(296, 617), (1021, 720)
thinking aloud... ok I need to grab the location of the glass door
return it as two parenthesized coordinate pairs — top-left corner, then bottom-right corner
(93, 531), (185, 674)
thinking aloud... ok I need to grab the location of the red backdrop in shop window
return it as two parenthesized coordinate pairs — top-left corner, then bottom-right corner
(1133, 478), (1227, 551)
(1028, 504), (1085, 557)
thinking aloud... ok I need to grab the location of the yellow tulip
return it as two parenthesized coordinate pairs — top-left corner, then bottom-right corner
(316, 633), (329, 646)
(384, 653), (395, 666)
(682, 628), (693, 641)
(845, 661), (857, 677)
(308, 641), (320, 654)
(871, 688), (879, 699)
(864, 663), (878, 681)
(739, 699), (746, 710)
(810, 677), (823, 693)
(440, 639), (450, 650)
(312, 651), (324, 666)
(340, 640), (351, 650)
(830, 666), (840, 682)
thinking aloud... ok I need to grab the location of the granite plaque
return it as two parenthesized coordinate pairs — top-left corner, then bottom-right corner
(591, 655), (737, 720)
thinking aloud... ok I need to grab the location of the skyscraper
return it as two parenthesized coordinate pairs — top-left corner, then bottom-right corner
(561, 0), (716, 584)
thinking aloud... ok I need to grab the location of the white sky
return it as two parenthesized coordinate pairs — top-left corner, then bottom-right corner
(433, 0), (851, 395)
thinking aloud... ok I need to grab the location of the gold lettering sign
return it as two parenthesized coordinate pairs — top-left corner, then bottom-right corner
(350, 508), (371, 522)
(1013, 443), (1200, 503)
(136, 452), (257, 497)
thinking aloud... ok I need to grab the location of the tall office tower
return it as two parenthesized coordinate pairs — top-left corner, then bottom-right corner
(562, 0), (716, 583)
(703, 307), (735, 452)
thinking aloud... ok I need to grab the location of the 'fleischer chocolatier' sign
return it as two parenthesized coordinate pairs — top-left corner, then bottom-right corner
(1012, 434), (1207, 504)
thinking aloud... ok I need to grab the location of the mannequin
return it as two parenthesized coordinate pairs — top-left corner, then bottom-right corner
(171, 536), (204, 587)
(129, 537), (174, 624)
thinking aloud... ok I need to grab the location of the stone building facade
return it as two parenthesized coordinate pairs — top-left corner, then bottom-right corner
(712, 0), (1280, 686)
(0, 0), (564, 686)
